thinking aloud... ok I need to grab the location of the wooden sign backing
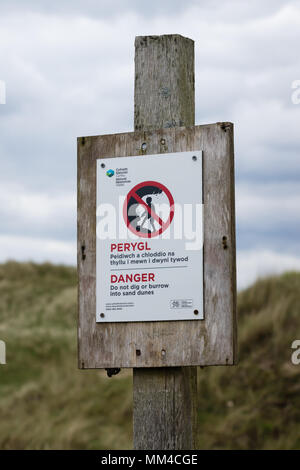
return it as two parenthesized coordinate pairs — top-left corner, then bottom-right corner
(78, 123), (236, 368)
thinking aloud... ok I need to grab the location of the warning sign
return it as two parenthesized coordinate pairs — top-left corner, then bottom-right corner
(124, 181), (174, 238)
(96, 151), (203, 322)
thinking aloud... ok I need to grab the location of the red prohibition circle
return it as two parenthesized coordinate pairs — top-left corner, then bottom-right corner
(123, 180), (175, 238)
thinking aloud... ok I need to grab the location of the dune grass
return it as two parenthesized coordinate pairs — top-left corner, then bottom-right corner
(0, 262), (299, 449)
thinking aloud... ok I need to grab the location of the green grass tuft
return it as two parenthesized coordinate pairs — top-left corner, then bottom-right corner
(0, 262), (299, 449)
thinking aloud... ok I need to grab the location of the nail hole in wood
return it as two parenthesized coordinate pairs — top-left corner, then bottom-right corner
(222, 236), (228, 249)
(136, 349), (141, 356)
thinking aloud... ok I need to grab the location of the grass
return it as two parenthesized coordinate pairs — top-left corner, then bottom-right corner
(0, 262), (299, 449)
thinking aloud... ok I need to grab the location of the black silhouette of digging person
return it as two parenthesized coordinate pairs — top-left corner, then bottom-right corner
(127, 184), (163, 235)
(136, 196), (155, 234)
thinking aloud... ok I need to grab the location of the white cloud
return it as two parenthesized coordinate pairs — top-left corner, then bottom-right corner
(0, 184), (74, 221)
(0, 184), (75, 240)
(0, 1), (300, 287)
(236, 181), (300, 229)
(237, 249), (300, 289)
(0, 235), (76, 265)
(233, 100), (300, 179)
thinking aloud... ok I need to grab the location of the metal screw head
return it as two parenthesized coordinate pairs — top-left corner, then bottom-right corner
(141, 142), (147, 151)
(160, 138), (166, 145)
(101, 163), (105, 168)
(192, 156), (197, 161)
(100, 313), (105, 318)
(194, 309), (199, 315)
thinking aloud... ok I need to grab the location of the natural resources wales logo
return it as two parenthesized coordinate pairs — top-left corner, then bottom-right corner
(106, 169), (114, 177)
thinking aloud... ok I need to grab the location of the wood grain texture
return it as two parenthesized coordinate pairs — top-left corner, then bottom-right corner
(134, 35), (194, 132)
(133, 34), (198, 452)
(77, 123), (236, 368)
(133, 367), (198, 450)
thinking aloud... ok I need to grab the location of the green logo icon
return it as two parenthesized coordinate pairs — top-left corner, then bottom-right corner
(106, 169), (114, 177)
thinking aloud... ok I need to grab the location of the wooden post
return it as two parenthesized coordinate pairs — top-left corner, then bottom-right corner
(133, 34), (198, 450)
(78, 33), (236, 450)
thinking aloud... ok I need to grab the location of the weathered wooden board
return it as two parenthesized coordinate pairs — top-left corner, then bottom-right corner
(77, 123), (236, 368)
(134, 34), (195, 132)
(133, 367), (198, 450)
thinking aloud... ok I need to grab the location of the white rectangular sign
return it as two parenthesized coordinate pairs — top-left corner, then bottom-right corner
(96, 151), (203, 322)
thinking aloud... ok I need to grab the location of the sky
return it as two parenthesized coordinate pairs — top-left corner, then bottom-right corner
(0, 0), (300, 289)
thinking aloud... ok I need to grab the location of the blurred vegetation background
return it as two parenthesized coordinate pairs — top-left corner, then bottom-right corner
(0, 262), (299, 449)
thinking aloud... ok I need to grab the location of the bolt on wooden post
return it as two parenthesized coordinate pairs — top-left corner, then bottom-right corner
(77, 34), (237, 451)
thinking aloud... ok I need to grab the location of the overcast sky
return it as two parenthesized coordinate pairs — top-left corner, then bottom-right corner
(0, 0), (300, 288)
